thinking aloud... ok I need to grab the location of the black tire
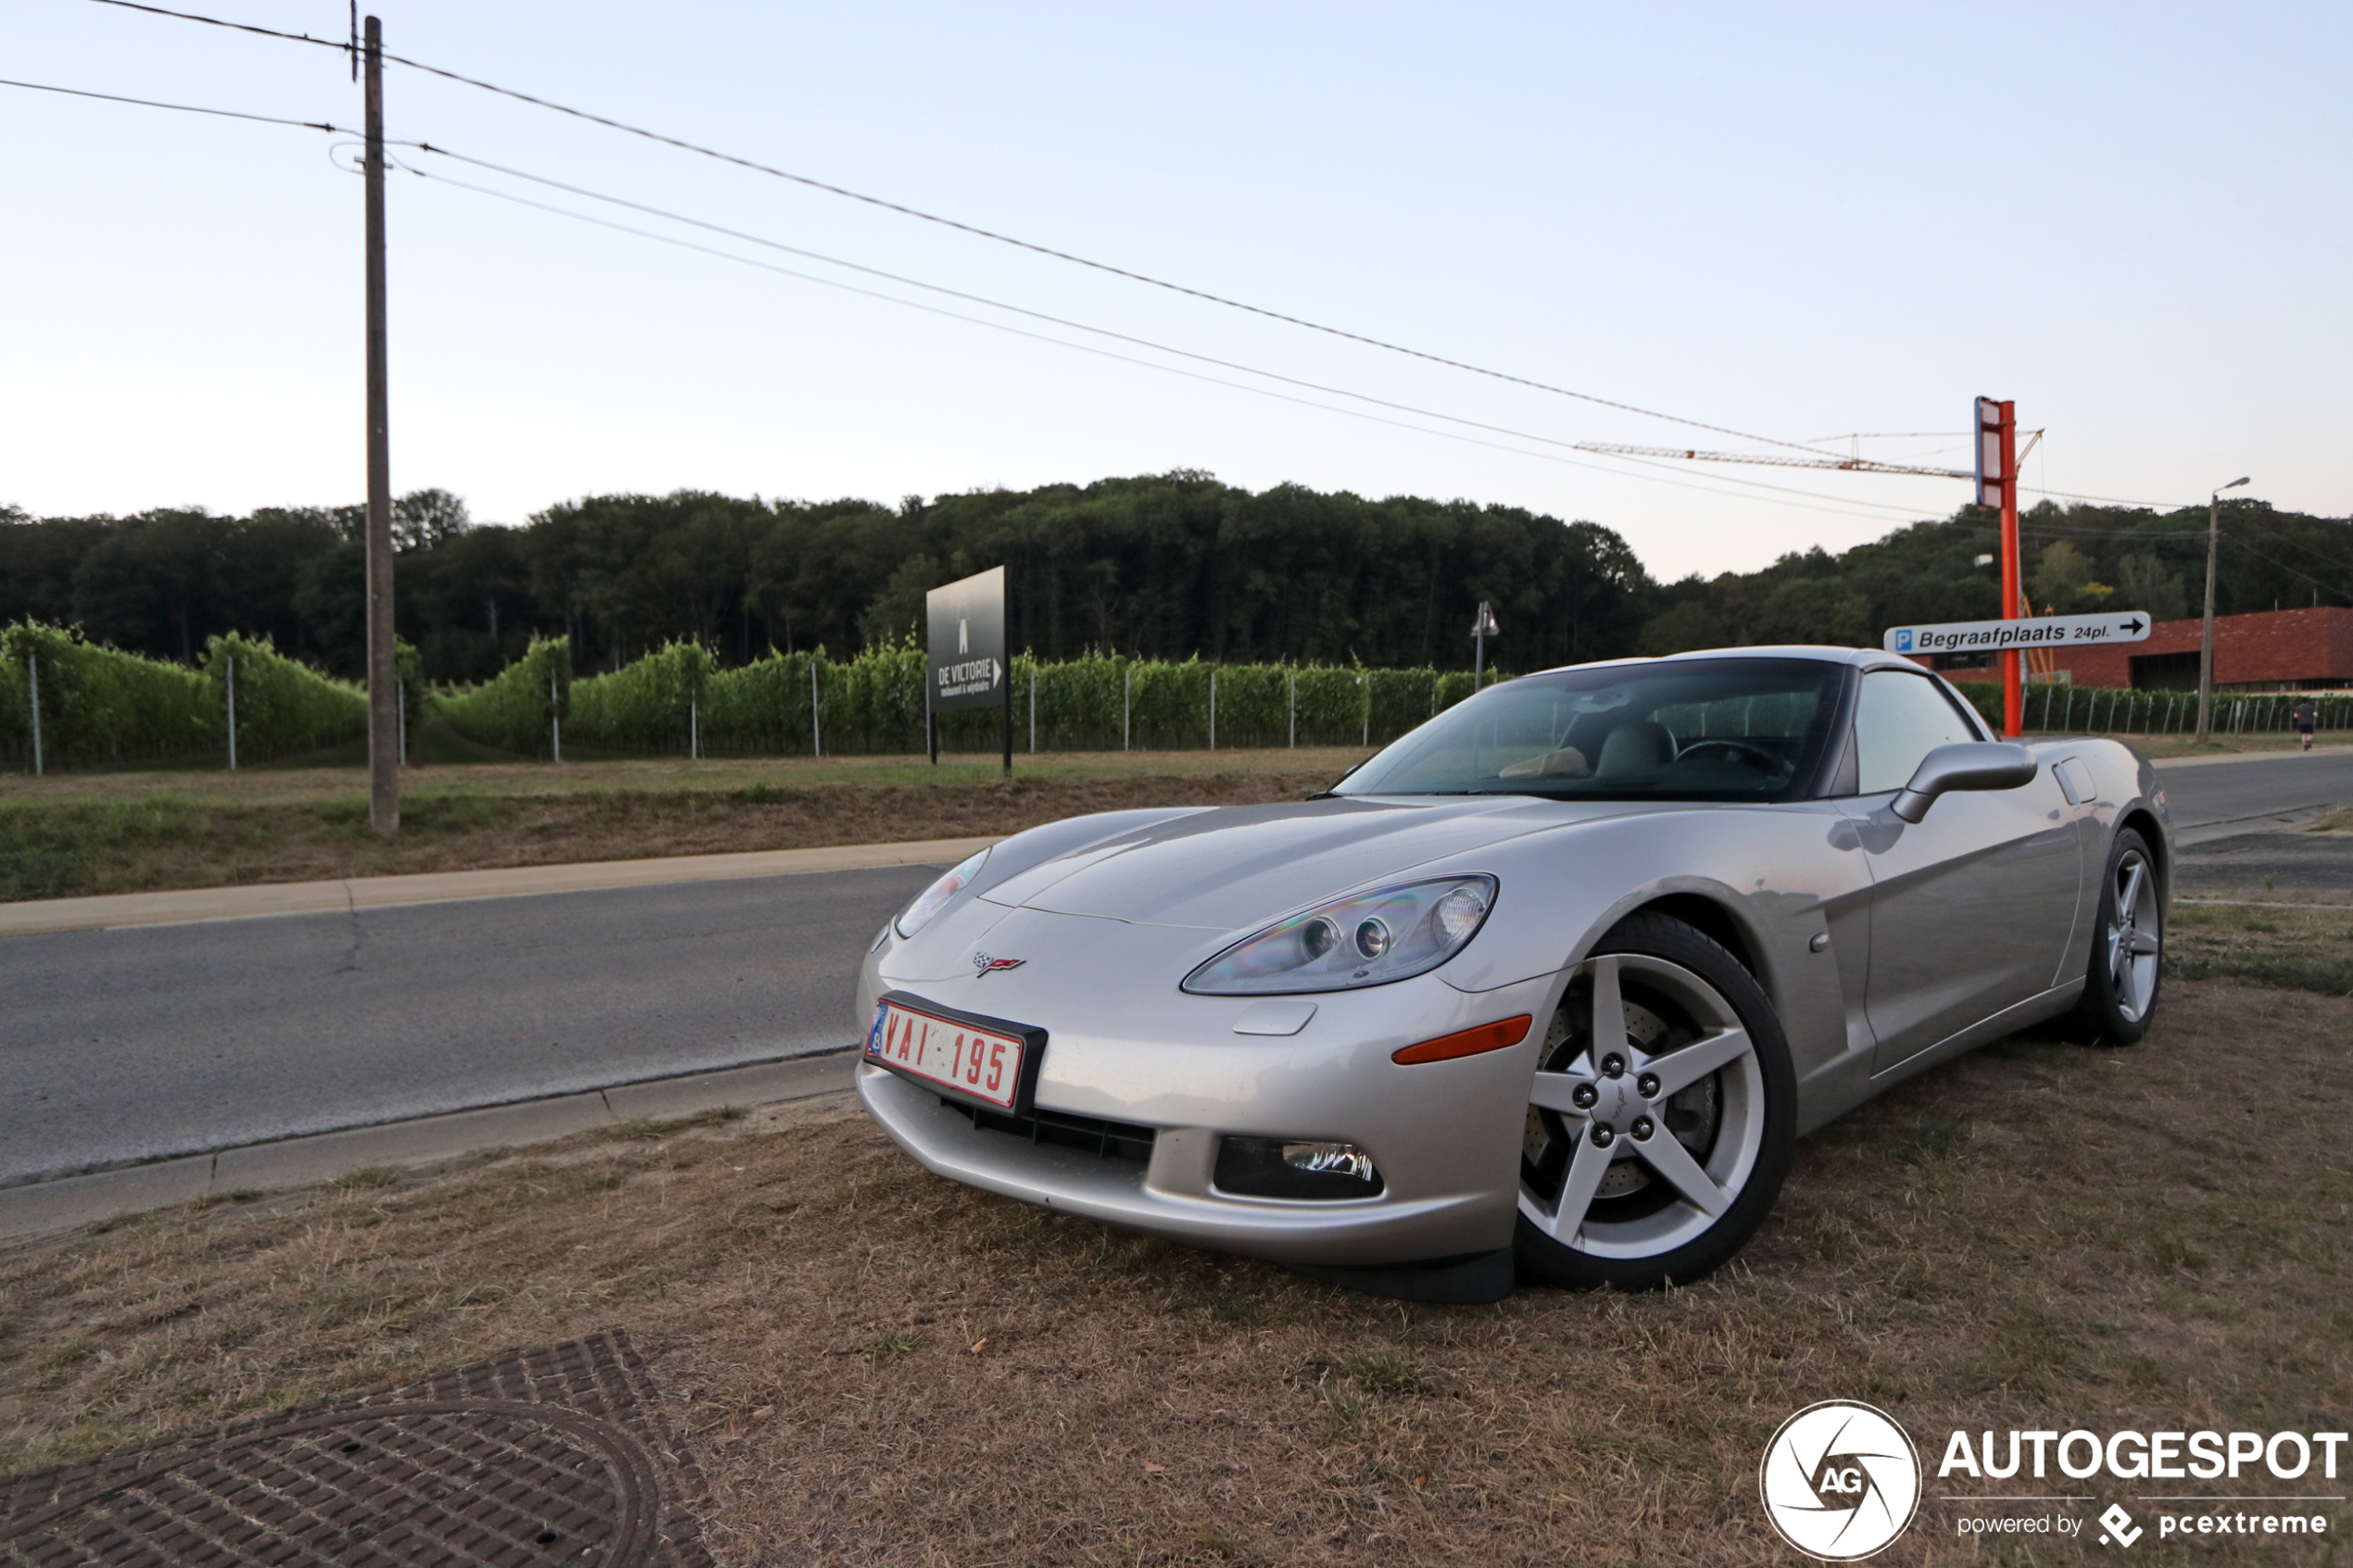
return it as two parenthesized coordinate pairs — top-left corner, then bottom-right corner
(2065, 827), (2163, 1046)
(1514, 911), (1797, 1292)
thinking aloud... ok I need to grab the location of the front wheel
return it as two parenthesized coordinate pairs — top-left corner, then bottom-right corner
(1514, 912), (1796, 1291)
(2066, 828), (2163, 1045)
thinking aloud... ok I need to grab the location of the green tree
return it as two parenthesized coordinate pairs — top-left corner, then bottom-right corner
(1757, 578), (1871, 646)
(2113, 551), (2190, 622)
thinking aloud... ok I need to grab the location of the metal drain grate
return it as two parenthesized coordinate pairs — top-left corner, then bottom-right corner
(1, 1332), (712, 1568)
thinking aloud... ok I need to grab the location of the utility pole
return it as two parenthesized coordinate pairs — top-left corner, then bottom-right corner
(2195, 476), (2251, 744)
(1470, 600), (1499, 688)
(1976, 399), (2021, 737)
(362, 15), (398, 836)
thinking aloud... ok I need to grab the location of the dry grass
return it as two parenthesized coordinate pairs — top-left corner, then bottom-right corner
(2171, 901), (2353, 997)
(3, 980), (2347, 1564)
(0, 753), (1363, 902)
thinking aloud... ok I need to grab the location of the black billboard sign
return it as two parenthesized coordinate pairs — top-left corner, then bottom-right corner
(925, 566), (1012, 771)
(926, 566), (1008, 709)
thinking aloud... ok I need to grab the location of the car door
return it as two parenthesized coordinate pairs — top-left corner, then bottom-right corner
(1851, 670), (2082, 1073)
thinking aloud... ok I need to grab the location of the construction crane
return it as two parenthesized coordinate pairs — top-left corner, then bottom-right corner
(1570, 432), (2043, 482)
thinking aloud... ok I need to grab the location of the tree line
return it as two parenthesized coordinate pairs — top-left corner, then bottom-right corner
(5, 472), (2345, 684)
(1637, 498), (2352, 656)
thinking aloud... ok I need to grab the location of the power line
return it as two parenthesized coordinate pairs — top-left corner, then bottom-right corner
(76, 0), (1848, 461)
(1805, 432), (1967, 441)
(2223, 520), (2353, 574)
(405, 143), (1946, 525)
(82, 0), (345, 51)
(0, 62), (1950, 525)
(2019, 483), (2196, 509)
(0, 74), (342, 132)
(2219, 533), (2353, 601)
(401, 159), (1938, 529)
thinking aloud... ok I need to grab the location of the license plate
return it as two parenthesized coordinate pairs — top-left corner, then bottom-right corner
(866, 997), (1032, 1110)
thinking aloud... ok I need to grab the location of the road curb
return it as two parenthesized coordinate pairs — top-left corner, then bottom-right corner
(0, 1051), (858, 1244)
(0, 835), (997, 938)
(2149, 744), (2353, 771)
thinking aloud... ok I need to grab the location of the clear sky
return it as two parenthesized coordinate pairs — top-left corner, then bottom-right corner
(4, 1), (2346, 581)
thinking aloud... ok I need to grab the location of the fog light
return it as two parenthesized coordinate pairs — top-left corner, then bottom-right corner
(1214, 1136), (1384, 1200)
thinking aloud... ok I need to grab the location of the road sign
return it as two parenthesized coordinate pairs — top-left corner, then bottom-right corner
(926, 566), (1008, 710)
(1974, 396), (2007, 508)
(1884, 610), (2154, 657)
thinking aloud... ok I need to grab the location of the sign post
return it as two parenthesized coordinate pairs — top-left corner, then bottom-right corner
(925, 565), (1013, 778)
(1884, 610), (2152, 659)
(1976, 397), (2020, 736)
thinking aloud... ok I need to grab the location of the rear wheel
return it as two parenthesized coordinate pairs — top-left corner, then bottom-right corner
(2067, 828), (2162, 1045)
(1514, 912), (1796, 1291)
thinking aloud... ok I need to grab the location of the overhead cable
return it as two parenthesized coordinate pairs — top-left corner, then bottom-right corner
(401, 159), (1935, 529)
(0, 74), (341, 132)
(75, 0), (1852, 460)
(407, 144), (1944, 523)
(82, 0), (346, 51)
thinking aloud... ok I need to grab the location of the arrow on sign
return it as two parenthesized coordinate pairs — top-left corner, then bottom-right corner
(1881, 610), (2158, 654)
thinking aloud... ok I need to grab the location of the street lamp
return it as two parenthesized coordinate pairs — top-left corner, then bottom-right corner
(2194, 476), (2251, 744)
(1470, 601), (1500, 687)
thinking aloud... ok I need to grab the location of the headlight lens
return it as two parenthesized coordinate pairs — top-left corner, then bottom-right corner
(1182, 875), (1497, 996)
(894, 848), (989, 939)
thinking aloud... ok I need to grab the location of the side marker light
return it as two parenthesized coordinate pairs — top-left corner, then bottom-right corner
(1391, 1014), (1532, 1065)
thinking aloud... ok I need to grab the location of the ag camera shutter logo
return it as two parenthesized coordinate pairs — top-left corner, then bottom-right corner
(1760, 1400), (1923, 1560)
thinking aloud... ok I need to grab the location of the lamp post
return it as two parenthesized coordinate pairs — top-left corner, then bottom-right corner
(1470, 601), (1500, 687)
(2194, 476), (2250, 745)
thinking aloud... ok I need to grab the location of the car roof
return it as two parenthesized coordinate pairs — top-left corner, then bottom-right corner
(1525, 645), (1920, 679)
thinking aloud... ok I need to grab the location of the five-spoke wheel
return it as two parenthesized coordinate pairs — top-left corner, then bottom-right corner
(2070, 827), (2163, 1045)
(1516, 912), (1794, 1290)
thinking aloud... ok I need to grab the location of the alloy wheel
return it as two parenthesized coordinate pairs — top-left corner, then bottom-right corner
(1517, 952), (1766, 1259)
(2106, 847), (2162, 1023)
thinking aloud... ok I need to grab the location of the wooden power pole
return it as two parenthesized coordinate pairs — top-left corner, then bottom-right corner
(363, 15), (398, 835)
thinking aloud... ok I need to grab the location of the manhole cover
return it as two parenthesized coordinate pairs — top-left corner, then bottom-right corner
(2, 1333), (711, 1568)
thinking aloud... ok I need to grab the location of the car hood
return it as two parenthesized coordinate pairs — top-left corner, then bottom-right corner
(977, 795), (1666, 931)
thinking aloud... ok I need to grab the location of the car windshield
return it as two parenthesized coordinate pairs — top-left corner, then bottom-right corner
(1331, 657), (1845, 802)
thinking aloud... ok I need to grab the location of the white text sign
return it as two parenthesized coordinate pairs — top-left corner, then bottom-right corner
(1885, 611), (2155, 656)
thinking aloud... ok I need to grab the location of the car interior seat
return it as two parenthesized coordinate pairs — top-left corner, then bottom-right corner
(1593, 719), (1676, 778)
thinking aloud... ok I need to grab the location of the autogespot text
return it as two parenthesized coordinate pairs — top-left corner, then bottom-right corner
(1941, 1428), (2346, 1546)
(1939, 1428), (2348, 1482)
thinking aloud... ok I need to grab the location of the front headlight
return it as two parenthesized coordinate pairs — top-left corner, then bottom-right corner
(1182, 875), (1496, 996)
(895, 847), (989, 939)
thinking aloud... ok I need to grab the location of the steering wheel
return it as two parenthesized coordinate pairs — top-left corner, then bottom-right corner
(1674, 739), (1788, 776)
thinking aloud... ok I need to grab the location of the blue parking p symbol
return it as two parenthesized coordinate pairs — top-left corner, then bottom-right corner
(1894, 629), (1914, 652)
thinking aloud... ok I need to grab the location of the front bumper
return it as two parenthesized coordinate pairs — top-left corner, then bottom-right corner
(854, 936), (1556, 1268)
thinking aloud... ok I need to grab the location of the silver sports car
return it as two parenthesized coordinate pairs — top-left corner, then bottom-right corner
(855, 646), (2170, 1302)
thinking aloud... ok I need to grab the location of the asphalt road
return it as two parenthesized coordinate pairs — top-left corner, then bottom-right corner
(2, 749), (2345, 1189)
(0, 863), (938, 1185)
(2158, 747), (2353, 830)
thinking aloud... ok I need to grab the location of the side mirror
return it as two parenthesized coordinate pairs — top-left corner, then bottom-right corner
(1891, 742), (2038, 822)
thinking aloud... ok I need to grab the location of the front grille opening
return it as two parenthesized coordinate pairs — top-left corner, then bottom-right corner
(945, 1098), (1156, 1164)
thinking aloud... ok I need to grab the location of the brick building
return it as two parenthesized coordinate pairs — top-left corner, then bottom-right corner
(1919, 606), (2353, 692)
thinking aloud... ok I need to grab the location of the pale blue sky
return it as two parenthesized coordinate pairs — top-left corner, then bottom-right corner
(4, 2), (2346, 580)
